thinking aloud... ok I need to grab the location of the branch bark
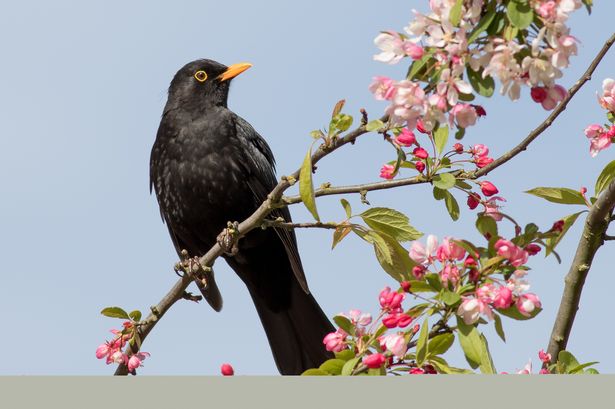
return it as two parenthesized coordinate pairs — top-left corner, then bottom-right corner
(546, 179), (615, 363)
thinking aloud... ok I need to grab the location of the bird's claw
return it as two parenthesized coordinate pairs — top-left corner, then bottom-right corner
(217, 221), (240, 256)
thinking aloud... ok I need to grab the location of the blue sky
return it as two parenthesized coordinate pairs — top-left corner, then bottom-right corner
(1, 1), (614, 375)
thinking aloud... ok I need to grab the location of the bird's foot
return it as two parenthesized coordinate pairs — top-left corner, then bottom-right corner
(217, 221), (240, 256)
(174, 250), (213, 290)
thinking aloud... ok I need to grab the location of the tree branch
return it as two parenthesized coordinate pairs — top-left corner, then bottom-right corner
(546, 179), (615, 363)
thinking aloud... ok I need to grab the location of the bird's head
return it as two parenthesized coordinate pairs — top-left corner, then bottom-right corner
(166, 59), (252, 109)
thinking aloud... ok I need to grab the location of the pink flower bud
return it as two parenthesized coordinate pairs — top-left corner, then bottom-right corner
(400, 281), (411, 292)
(221, 363), (235, 376)
(413, 147), (429, 159)
(525, 243), (541, 256)
(473, 105), (487, 117)
(551, 220), (565, 232)
(531, 87), (548, 103)
(492, 286), (513, 309)
(96, 343), (110, 360)
(395, 128), (416, 147)
(403, 41), (424, 60)
(413, 324), (420, 333)
(379, 164), (395, 180)
(480, 181), (499, 197)
(323, 328), (348, 352)
(362, 353), (386, 369)
(412, 265), (426, 279)
(379, 287), (405, 312)
(409, 367), (425, 374)
(416, 119), (429, 134)
(471, 144), (489, 158)
(475, 156), (494, 168)
(538, 349), (552, 364)
(453, 143), (463, 153)
(467, 193), (480, 210)
(516, 293), (541, 317)
(415, 161), (426, 173)
(382, 333), (408, 358)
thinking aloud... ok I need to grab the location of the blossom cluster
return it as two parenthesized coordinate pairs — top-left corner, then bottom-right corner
(371, 0), (582, 135)
(95, 321), (150, 374)
(583, 78), (615, 157)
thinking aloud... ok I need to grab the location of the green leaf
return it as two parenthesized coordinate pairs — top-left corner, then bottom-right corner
(433, 186), (447, 201)
(310, 130), (324, 139)
(429, 356), (474, 374)
(595, 160), (615, 195)
(582, 0), (593, 14)
(498, 306), (542, 320)
(545, 211), (585, 257)
(476, 215), (498, 238)
(569, 361), (600, 374)
(434, 125), (449, 156)
(407, 51), (434, 81)
(299, 147), (320, 221)
(478, 334), (496, 374)
(365, 119), (385, 132)
(433, 173), (456, 190)
(467, 67), (495, 97)
(416, 318), (429, 366)
(525, 187), (586, 205)
(427, 333), (455, 356)
(329, 113), (353, 135)
(341, 357), (360, 376)
(335, 349), (355, 361)
(456, 317), (481, 369)
(100, 307), (130, 320)
(354, 228), (417, 282)
(467, 1), (497, 43)
(449, 0), (463, 26)
(425, 273), (443, 292)
(319, 358), (346, 375)
(129, 310), (142, 322)
(557, 350), (580, 374)
(455, 127), (466, 140)
(440, 290), (461, 306)
(331, 224), (352, 249)
(443, 190), (460, 221)
(333, 315), (354, 335)
(340, 198), (352, 218)
(507, 0), (534, 29)
(493, 313), (506, 342)
(360, 207), (423, 242)
(302, 368), (330, 376)
(607, 111), (614, 123)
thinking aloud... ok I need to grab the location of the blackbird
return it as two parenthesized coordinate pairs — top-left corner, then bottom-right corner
(149, 59), (334, 375)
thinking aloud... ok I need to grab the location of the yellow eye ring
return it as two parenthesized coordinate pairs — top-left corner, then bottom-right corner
(194, 70), (208, 82)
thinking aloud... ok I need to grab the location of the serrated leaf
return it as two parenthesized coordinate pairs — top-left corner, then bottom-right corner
(360, 207), (423, 242)
(302, 368), (330, 376)
(456, 317), (482, 369)
(101, 307), (130, 320)
(341, 357), (360, 376)
(366, 119), (385, 132)
(433, 173), (456, 190)
(450, 0), (463, 26)
(330, 113), (353, 134)
(467, 67), (495, 97)
(340, 198), (352, 218)
(434, 125), (449, 156)
(595, 159), (615, 195)
(299, 147), (320, 221)
(319, 358), (346, 375)
(332, 224), (352, 249)
(467, 1), (497, 43)
(335, 349), (355, 361)
(526, 187), (586, 205)
(493, 313), (506, 342)
(332, 99), (345, 118)
(507, 0), (534, 29)
(416, 318), (429, 366)
(443, 190), (460, 221)
(545, 211), (584, 257)
(333, 315), (354, 335)
(129, 310), (142, 322)
(441, 290), (461, 306)
(428, 333), (455, 356)
(498, 306), (542, 320)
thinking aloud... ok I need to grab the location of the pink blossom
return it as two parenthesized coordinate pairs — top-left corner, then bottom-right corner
(221, 363), (234, 376)
(363, 353), (386, 369)
(127, 352), (150, 372)
(387, 80), (426, 128)
(382, 312), (413, 329)
(379, 287), (405, 312)
(379, 164), (395, 180)
(535, 1), (557, 20)
(551, 35), (578, 69)
(381, 333), (408, 359)
(342, 309), (372, 327)
(373, 32), (407, 64)
(517, 360), (532, 375)
(495, 239), (529, 267)
(436, 237), (465, 261)
(471, 144), (489, 158)
(400, 281), (412, 293)
(453, 143), (463, 153)
(450, 103), (478, 128)
(539, 368), (550, 374)
(369, 76), (397, 101)
(479, 181), (499, 197)
(416, 119), (429, 134)
(110, 350), (127, 365)
(457, 297), (493, 325)
(525, 244), (541, 256)
(395, 128), (416, 147)
(323, 328), (348, 352)
(516, 293), (542, 317)
(440, 263), (460, 286)
(409, 367), (425, 374)
(409, 235), (438, 264)
(404, 42), (425, 60)
(584, 124), (611, 157)
(413, 147), (429, 159)
(415, 161), (426, 173)
(475, 156), (494, 168)
(599, 78), (615, 112)
(412, 265), (426, 279)
(540, 84), (567, 110)
(483, 196), (506, 221)
(492, 286), (513, 309)
(538, 349), (552, 364)
(96, 343), (112, 360)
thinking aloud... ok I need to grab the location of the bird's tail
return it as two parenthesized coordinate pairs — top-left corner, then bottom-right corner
(247, 278), (335, 375)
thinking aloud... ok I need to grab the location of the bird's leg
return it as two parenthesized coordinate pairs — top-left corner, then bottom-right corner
(217, 221), (240, 256)
(172, 249), (210, 302)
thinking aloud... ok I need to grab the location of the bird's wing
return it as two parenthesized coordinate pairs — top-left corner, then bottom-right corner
(233, 115), (310, 294)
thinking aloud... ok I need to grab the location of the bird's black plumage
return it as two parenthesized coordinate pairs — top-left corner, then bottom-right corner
(149, 59), (334, 375)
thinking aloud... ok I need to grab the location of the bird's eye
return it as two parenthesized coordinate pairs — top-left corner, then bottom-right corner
(194, 70), (208, 82)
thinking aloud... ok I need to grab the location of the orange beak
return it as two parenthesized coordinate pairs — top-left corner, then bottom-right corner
(217, 62), (252, 81)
